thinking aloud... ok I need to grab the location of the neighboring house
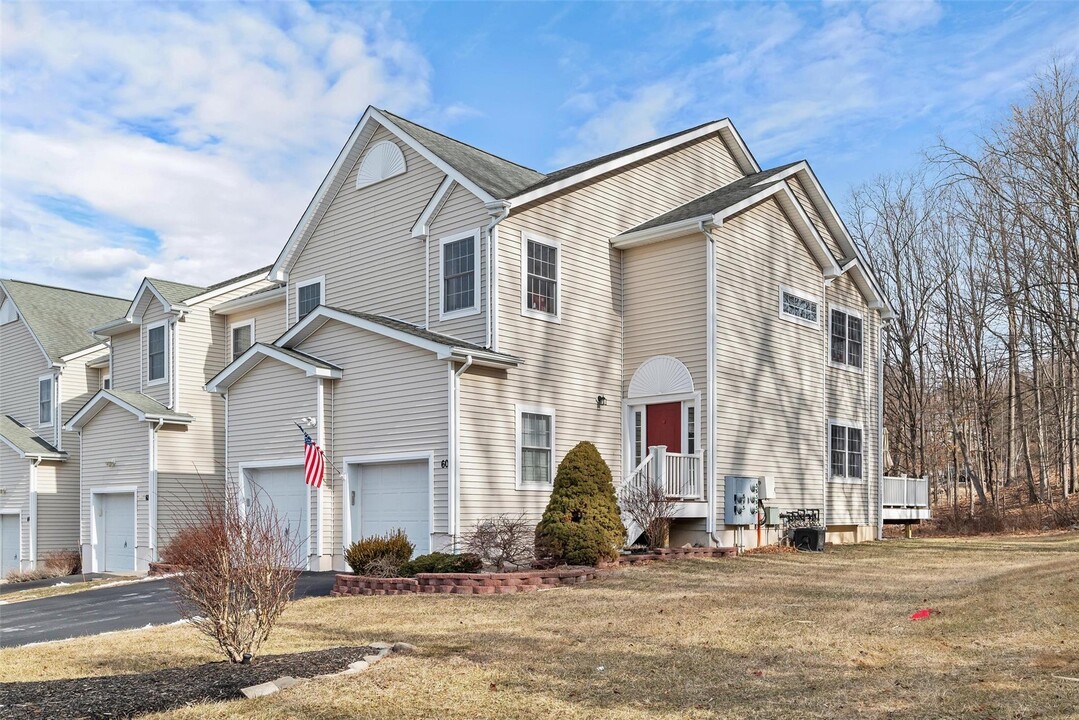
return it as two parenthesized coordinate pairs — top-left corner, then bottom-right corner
(0, 280), (129, 575)
(64, 268), (278, 573)
(207, 107), (894, 572)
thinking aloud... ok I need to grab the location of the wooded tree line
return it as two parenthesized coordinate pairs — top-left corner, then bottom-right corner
(849, 61), (1078, 521)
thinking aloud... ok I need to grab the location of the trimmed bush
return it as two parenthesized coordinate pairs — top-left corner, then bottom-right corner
(398, 552), (483, 577)
(344, 529), (414, 575)
(534, 441), (626, 566)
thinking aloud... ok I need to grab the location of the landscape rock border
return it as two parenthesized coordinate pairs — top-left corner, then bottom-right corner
(242, 641), (417, 698)
(331, 546), (736, 597)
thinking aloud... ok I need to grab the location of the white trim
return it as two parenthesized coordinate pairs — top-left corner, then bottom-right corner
(237, 460), (311, 570)
(411, 177), (456, 239)
(828, 419), (866, 484)
(509, 119), (759, 208)
(171, 319), (180, 411)
(28, 459), (39, 569)
(315, 379), (325, 562)
(778, 284), (821, 329)
(88, 486), (138, 574)
(622, 392), (701, 474)
(205, 343), (342, 393)
(0, 509), (26, 572)
(705, 224), (718, 535)
(131, 280), (183, 323)
(60, 342), (110, 364)
(447, 364), (457, 536)
(37, 374), (55, 428)
(64, 389), (193, 430)
(210, 285), (286, 314)
(148, 422), (158, 560)
(0, 296), (17, 325)
(438, 229), (481, 321)
(295, 275), (325, 323)
(184, 272), (270, 306)
(515, 404), (556, 490)
(520, 230), (561, 323)
(828, 303), (865, 374)
(342, 452), (435, 555)
(144, 320), (169, 386)
(229, 319), (256, 362)
(0, 282), (56, 366)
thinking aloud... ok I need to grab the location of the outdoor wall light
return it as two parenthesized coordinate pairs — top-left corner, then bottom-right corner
(105, 460), (117, 468)
(596, 395), (607, 409)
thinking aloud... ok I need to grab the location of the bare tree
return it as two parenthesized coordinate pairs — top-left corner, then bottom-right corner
(464, 514), (535, 571)
(164, 489), (300, 663)
(620, 480), (677, 548)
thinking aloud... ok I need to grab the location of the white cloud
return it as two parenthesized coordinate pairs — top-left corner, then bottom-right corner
(865, 0), (943, 33)
(0, 2), (435, 296)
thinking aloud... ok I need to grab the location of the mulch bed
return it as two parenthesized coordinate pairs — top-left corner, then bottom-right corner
(0, 645), (375, 719)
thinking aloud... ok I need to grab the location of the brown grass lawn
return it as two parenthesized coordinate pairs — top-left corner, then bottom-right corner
(3, 534), (1077, 719)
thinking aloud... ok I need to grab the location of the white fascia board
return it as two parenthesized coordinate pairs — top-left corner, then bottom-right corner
(204, 343), (342, 393)
(210, 285), (286, 314)
(446, 348), (522, 368)
(128, 279), (182, 321)
(184, 274), (271, 306)
(64, 390), (193, 430)
(751, 184), (842, 277)
(0, 434), (28, 459)
(0, 282), (56, 367)
(0, 433), (64, 461)
(611, 215), (715, 249)
(411, 176), (456, 238)
(277, 306), (447, 356)
(60, 343), (110, 364)
(510, 119), (759, 209)
(89, 317), (133, 336)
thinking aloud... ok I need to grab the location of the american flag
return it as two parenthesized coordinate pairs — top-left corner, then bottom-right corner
(303, 431), (325, 488)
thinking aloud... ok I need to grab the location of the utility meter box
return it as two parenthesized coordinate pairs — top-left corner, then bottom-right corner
(764, 506), (782, 525)
(724, 476), (759, 526)
(760, 475), (776, 500)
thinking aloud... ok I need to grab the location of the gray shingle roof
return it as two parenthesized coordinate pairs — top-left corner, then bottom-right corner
(145, 278), (207, 305)
(262, 344), (342, 371)
(380, 110), (546, 199)
(101, 389), (194, 422)
(325, 306), (520, 361)
(623, 162), (803, 234)
(0, 280), (129, 361)
(1, 415), (66, 459)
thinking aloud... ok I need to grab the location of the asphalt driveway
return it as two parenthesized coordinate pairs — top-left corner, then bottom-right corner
(0, 572), (337, 648)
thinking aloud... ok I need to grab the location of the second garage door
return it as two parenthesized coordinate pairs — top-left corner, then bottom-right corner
(246, 466), (308, 568)
(351, 460), (429, 555)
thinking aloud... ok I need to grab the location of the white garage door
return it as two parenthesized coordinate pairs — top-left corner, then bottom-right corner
(246, 466), (308, 568)
(96, 493), (135, 573)
(1, 513), (20, 576)
(352, 460), (429, 555)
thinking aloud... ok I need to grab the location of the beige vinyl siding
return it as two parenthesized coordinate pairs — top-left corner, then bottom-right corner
(458, 134), (743, 526)
(427, 184), (489, 345)
(225, 358), (316, 550)
(110, 328), (140, 391)
(787, 176), (845, 260)
(0, 441), (30, 568)
(713, 198), (828, 522)
(288, 124), (443, 327)
(623, 234), (709, 396)
(140, 297), (173, 406)
(297, 319), (449, 556)
(0, 316), (51, 432)
(825, 273), (877, 527)
(222, 297), (287, 349)
(80, 403), (150, 567)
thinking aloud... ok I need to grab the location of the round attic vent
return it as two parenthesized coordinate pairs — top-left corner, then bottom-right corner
(628, 355), (695, 398)
(355, 140), (407, 189)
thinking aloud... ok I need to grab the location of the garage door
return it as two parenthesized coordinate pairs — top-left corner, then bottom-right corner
(351, 460), (429, 555)
(1, 513), (20, 576)
(246, 466), (308, 568)
(96, 493), (135, 573)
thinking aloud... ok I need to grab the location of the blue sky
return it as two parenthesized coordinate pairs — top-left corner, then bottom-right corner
(2, 1), (1077, 295)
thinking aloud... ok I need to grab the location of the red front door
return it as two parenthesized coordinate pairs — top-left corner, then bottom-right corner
(646, 402), (681, 453)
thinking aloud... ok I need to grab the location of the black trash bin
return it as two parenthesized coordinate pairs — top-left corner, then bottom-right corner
(792, 527), (826, 552)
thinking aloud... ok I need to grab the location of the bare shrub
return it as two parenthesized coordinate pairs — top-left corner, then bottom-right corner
(620, 480), (677, 549)
(464, 514), (535, 571)
(42, 549), (81, 576)
(166, 491), (300, 663)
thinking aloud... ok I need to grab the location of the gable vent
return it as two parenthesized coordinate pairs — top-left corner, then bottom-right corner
(355, 140), (407, 189)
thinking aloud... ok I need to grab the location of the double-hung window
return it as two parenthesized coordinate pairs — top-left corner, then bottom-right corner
(780, 286), (819, 327)
(231, 321), (254, 361)
(38, 376), (53, 426)
(522, 232), (560, 321)
(147, 322), (167, 384)
(296, 277), (324, 321)
(441, 231), (478, 318)
(518, 407), (554, 487)
(830, 422), (863, 481)
(830, 308), (863, 369)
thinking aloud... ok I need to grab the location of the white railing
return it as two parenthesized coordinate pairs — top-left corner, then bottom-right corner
(882, 476), (930, 508)
(618, 446), (704, 501)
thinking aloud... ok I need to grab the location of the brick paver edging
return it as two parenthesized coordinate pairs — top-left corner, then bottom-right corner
(331, 546), (736, 597)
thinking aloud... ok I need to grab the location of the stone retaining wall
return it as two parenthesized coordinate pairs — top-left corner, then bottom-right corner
(331, 546), (736, 597)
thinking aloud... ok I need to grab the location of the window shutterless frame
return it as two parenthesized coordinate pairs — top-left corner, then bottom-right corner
(439, 229), (480, 321)
(38, 374), (54, 426)
(778, 284), (820, 328)
(145, 320), (169, 385)
(828, 304), (864, 372)
(295, 275), (325, 322)
(828, 419), (865, 483)
(520, 230), (561, 323)
(515, 404), (556, 489)
(230, 319), (255, 361)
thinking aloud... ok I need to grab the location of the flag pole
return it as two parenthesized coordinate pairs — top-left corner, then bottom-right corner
(295, 422), (342, 478)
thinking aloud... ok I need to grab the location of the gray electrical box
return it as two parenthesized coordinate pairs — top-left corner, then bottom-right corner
(764, 506), (782, 526)
(724, 476), (759, 526)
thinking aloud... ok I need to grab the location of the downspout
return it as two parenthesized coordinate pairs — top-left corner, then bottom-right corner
(877, 316), (889, 540)
(424, 233), (431, 329)
(699, 219), (722, 547)
(449, 354), (473, 548)
(315, 378), (326, 568)
(222, 392), (229, 500)
(54, 370), (63, 450)
(29, 458), (41, 569)
(150, 418), (164, 562)
(484, 202), (510, 352)
(822, 274), (833, 530)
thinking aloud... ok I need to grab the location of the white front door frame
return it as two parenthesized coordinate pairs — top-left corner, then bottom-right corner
(238, 459), (310, 569)
(342, 452), (435, 555)
(88, 486), (138, 573)
(622, 391), (701, 477)
(0, 509), (23, 574)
